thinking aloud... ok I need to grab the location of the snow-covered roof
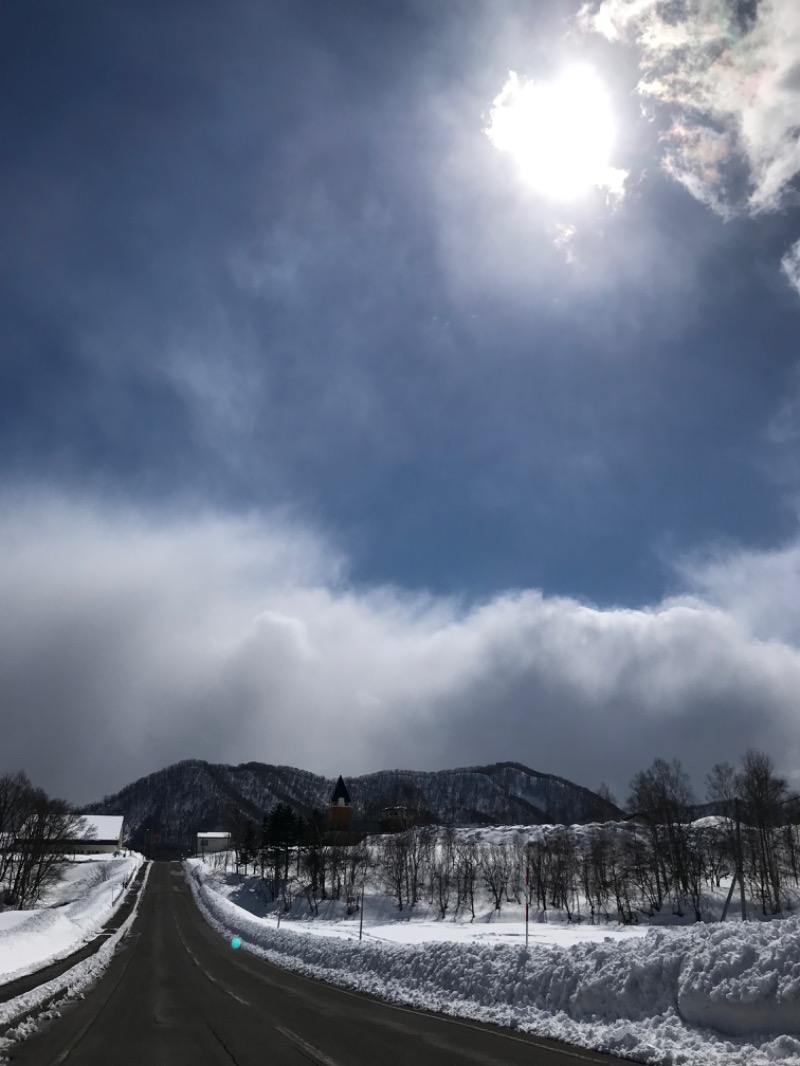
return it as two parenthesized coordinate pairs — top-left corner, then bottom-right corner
(76, 815), (124, 842)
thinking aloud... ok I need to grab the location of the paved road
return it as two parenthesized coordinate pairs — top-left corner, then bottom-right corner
(10, 863), (629, 1065)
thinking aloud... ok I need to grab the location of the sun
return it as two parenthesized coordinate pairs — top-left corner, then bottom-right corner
(485, 66), (625, 201)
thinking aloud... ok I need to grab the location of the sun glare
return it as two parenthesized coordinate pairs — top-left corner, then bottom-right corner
(485, 66), (624, 201)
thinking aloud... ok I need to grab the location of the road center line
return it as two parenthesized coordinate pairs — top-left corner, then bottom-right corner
(175, 920), (250, 1007)
(275, 1025), (342, 1066)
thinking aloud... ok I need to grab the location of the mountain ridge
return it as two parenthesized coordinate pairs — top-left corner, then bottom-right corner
(84, 759), (622, 849)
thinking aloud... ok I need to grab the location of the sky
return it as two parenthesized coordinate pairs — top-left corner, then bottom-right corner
(2, 0), (800, 806)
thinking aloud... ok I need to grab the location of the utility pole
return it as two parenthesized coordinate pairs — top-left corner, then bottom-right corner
(525, 862), (529, 951)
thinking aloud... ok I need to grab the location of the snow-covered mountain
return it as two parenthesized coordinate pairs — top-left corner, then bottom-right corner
(83, 760), (621, 849)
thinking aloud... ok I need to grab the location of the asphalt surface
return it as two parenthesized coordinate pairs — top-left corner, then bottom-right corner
(9, 863), (631, 1065)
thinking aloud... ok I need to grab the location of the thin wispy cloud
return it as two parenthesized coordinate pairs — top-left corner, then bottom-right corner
(581, 0), (800, 217)
(782, 239), (800, 299)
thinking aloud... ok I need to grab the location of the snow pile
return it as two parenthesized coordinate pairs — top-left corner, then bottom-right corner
(187, 860), (800, 1065)
(0, 853), (141, 984)
(0, 861), (151, 1046)
(678, 923), (800, 1037)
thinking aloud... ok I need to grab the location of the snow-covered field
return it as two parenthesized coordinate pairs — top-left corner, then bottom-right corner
(187, 855), (800, 1065)
(0, 852), (141, 985)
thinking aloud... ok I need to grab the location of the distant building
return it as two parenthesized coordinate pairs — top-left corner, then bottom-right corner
(70, 815), (125, 854)
(379, 806), (415, 833)
(328, 776), (352, 830)
(197, 831), (231, 856)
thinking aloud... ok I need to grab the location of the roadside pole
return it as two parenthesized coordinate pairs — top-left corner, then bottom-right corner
(359, 884), (364, 941)
(525, 863), (529, 951)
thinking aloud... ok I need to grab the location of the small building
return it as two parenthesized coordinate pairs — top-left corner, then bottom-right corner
(197, 831), (231, 856)
(71, 815), (125, 854)
(328, 776), (352, 830)
(380, 806), (415, 833)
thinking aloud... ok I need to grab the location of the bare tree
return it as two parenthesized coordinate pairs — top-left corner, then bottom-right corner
(430, 828), (456, 919)
(405, 828), (432, 908)
(580, 825), (612, 922)
(628, 758), (694, 915)
(548, 827), (578, 920)
(482, 843), (510, 912)
(527, 839), (552, 917)
(378, 833), (411, 911)
(596, 782), (618, 808)
(737, 750), (790, 914)
(453, 838), (480, 919)
(343, 841), (369, 915)
(706, 762), (738, 809)
(1, 776), (84, 909)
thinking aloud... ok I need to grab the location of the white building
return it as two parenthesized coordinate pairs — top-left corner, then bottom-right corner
(70, 815), (125, 854)
(197, 831), (231, 856)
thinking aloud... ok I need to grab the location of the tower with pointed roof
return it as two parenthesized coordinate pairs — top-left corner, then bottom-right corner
(328, 775), (352, 830)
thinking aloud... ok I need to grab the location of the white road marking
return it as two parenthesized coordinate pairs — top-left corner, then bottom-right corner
(175, 923), (250, 1007)
(275, 1025), (342, 1066)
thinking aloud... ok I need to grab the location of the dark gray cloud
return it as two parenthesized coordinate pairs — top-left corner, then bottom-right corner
(2, 493), (799, 805)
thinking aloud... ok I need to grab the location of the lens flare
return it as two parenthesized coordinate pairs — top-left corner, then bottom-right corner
(486, 66), (626, 201)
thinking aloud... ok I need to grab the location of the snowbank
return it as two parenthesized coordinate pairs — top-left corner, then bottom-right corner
(0, 853), (142, 984)
(0, 861), (151, 1048)
(187, 860), (800, 1066)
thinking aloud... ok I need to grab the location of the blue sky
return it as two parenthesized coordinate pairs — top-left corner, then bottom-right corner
(3, 0), (800, 803)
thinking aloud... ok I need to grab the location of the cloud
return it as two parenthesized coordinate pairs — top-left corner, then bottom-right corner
(675, 539), (800, 646)
(551, 222), (578, 263)
(2, 491), (800, 806)
(782, 238), (800, 298)
(580, 0), (800, 217)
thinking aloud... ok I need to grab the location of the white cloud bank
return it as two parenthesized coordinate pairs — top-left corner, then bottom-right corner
(2, 492), (800, 804)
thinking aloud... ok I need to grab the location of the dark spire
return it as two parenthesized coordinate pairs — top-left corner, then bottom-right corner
(330, 775), (351, 804)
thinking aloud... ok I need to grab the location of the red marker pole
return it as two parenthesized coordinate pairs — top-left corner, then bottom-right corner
(525, 864), (529, 951)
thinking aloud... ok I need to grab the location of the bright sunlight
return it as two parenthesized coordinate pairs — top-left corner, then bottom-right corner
(485, 66), (626, 201)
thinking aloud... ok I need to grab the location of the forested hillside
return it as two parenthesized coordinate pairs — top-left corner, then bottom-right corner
(84, 760), (621, 850)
